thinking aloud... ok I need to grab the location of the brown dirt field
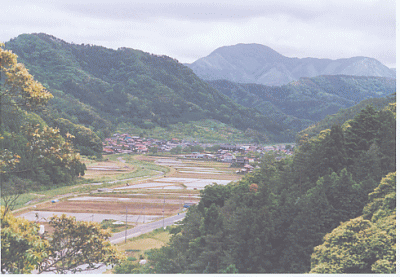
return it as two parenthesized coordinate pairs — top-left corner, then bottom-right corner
(168, 171), (240, 180)
(134, 155), (156, 162)
(68, 197), (195, 205)
(92, 193), (198, 200)
(83, 160), (136, 178)
(36, 201), (182, 216)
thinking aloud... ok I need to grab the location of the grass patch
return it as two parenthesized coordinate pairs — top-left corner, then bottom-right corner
(100, 219), (135, 233)
(116, 227), (173, 260)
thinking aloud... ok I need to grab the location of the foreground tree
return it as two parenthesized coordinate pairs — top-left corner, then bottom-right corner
(0, 43), (53, 124)
(23, 124), (86, 184)
(38, 214), (125, 274)
(1, 44), (87, 212)
(1, 206), (49, 274)
(1, 209), (125, 274)
(1, 43), (53, 209)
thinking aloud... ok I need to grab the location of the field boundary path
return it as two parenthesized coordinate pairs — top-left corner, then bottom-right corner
(110, 212), (187, 244)
(109, 212), (186, 244)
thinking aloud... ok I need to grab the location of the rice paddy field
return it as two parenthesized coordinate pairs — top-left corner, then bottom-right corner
(17, 155), (241, 228)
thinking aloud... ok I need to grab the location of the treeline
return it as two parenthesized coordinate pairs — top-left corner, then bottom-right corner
(128, 103), (395, 274)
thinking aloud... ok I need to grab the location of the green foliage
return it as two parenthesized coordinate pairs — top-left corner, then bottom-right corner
(310, 172), (396, 274)
(183, 144), (204, 153)
(38, 214), (125, 273)
(170, 145), (182, 154)
(205, 144), (221, 152)
(113, 260), (139, 274)
(200, 184), (231, 208)
(1, 209), (125, 274)
(1, 43), (88, 207)
(362, 172), (396, 221)
(53, 118), (103, 157)
(1, 206), (49, 274)
(298, 94), (395, 140)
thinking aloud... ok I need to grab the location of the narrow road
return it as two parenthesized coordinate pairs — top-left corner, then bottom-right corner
(110, 212), (187, 244)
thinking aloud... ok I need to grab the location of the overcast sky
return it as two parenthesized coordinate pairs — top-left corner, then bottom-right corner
(1, 0), (396, 68)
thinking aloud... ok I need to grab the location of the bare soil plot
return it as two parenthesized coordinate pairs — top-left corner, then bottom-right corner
(34, 200), (182, 216)
(67, 196), (191, 205)
(83, 160), (135, 178)
(168, 171), (239, 180)
(114, 182), (181, 190)
(135, 155), (156, 162)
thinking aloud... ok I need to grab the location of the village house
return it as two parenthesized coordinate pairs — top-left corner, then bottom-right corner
(102, 147), (115, 154)
(186, 152), (204, 159)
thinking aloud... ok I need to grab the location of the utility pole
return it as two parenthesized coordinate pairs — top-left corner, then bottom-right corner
(125, 206), (127, 243)
(163, 193), (165, 229)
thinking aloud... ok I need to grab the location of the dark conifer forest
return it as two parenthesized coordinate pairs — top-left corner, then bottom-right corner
(135, 104), (396, 274)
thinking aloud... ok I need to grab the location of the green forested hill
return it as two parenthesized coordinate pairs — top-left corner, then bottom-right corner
(130, 103), (396, 274)
(297, 93), (395, 140)
(208, 75), (395, 123)
(5, 33), (290, 142)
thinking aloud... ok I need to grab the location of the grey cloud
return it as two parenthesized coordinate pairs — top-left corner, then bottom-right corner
(0, 0), (395, 68)
(56, 1), (333, 22)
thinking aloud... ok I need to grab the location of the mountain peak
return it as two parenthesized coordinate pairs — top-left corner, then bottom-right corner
(209, 43), (285, 63)
(187, 44), (395, 86)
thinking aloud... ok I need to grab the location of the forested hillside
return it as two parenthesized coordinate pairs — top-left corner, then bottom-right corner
(208, 76), (395, 123)
(298, 93), (395, 140)
(130, 103), (396, 274)
(5, 33), (295, 143)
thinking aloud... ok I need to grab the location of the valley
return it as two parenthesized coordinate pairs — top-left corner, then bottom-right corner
(1, 32), (396, 274)
(16, 153), (241, 236)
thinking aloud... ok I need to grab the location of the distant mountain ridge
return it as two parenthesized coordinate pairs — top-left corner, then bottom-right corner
(186, 43), (395, 86)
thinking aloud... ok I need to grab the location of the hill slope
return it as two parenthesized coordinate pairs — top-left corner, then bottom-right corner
(297, 93), (396, 140)
(208, 75), (395, 122)
(5, 33), (287, 142)
(187, 43), (395, 86)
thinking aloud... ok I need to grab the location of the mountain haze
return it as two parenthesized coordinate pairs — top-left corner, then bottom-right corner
(186, 43), (395, 86)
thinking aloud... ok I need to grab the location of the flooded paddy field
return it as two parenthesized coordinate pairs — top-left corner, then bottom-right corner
(18, 155), (241, 227)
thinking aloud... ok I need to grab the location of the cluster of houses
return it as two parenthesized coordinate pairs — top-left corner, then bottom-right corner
(103, 134), (202, 154)
(103, 133), (294, 174)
